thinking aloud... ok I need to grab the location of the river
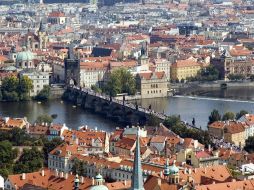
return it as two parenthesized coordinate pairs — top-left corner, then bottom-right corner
(1, 87), (254, 131)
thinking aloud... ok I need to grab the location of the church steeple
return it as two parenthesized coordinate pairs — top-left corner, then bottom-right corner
(130, 127), (144, 190)
(164, 158), (170, 177)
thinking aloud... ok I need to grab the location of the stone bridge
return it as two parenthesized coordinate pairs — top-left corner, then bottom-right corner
(62, 87), (166, 126)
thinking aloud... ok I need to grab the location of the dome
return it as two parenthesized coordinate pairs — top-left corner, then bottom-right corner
(95, 174), (103, 180)
(16, 48), (34, 62)
(169, 162), (179, 175)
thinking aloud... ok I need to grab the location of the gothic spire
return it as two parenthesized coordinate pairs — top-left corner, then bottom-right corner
(130, 127), (144, 190)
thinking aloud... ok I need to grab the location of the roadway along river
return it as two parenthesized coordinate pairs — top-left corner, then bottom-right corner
(0, 87), (254, 131)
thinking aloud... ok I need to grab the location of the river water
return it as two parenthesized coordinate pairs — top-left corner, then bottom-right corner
(0, 87), (254, 131)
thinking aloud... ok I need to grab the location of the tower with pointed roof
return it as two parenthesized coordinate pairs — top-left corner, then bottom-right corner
(130, 127), (144, 190)
(38, 21), (48, 50)
(163, 158), (170, 179)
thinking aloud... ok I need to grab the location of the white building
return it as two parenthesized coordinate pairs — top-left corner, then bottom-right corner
(238, 114), (254, 139)
(20, 70), (49, 96)
(80, 63), (107, 88)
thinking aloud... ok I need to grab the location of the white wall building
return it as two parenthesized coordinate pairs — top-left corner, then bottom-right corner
(20, 70), (49, 96)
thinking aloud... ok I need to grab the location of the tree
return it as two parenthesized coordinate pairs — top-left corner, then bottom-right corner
(1, 76), (33, 101)
(35, 85), (50, 100)
(244, 136), (254, 153)
(13, 147), (44, 174)
(35, 114), (53, 124)
(18, 76), (33, 100)
(91, 85), (102, 93)
(197, 65), (219, 81)
(163, 115), (181, 128)
(228, 74), (245, 81)
(0, 141), (17, 164)
(71, 158), (85, 176)
(236, 110), (248, 120)
(208, 109), (221, 124)
(222, 112), (235, 121)
(104, 68), (136, 96)
(42, 138), (63, 165)
(2, 76), (19, 92)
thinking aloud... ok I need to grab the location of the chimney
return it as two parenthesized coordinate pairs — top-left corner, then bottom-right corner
(21, 173), (26, 180)
(160, 171), (163, 178)
(92, 177), (95, 186)
(80, 176), (84, 184)
(95, 127), (97, 131)
(232, 179), (236, 182)
(64, 173), (68, 179)
(208, 144), (211, 152)
(157, 178), (161, 186)
(60, 172), (64, 178)
(55, 169), (59, 177)
(41, 169), (45, 177)
(124, 180), (127, 186)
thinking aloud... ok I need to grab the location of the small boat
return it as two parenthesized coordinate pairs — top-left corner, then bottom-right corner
(72, 105), (76, 108)
(37, 101), (41, 104)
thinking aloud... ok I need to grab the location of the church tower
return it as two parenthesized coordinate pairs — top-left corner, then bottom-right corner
(38, 21), (48, 50)
(130, 128), (145, 190)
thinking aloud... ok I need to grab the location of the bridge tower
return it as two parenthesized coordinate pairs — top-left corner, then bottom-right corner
(64, 45), (80, 86)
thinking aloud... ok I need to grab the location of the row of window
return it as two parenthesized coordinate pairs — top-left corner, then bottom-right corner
(147, 90), (162, 94)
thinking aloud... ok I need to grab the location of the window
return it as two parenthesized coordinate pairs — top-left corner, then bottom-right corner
(147, 91), (149, 94)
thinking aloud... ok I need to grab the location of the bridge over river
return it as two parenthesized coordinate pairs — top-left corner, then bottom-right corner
(63, 86), (167, 126)
(63, 86), (203, 131)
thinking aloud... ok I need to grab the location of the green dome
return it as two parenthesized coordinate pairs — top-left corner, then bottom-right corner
(16, 49), (34, 62)
(169, 162), (179, 174)
(90, 185), (108, 190)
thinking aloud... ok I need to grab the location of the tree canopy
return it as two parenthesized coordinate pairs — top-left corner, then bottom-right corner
(1, 76), (33, 101)
(103, 68), (136, 97)
(244, 136), (254, 153)
(222, 112), (235, 121)
(35, 114), (54, 124)
(163, 115), (212, 147)
(208, 109), (221, 124)
(236, 110), (248, 120)
(13, 147), (44, 174)
(34, 85), (50, 101)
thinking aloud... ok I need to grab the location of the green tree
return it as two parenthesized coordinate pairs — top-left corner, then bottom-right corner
(91, 85), (102, 93)
(2, 76), (19, 101)
(222, 112), (235, 121)
(35, 114), (53, 124)
(244, 136), (254, 153)
(236, 110), (249, 120)
(197, 65), (219, 81)
(104, 68), (136, 96)
(18, 76), (33, 100)
(42, 138), (63, 165)
(35, 85), (50, 100)
(163, 115), (181, 128)
(72, 158), (85, 176)
(0, 140), (17, 164)
(13, 147), (44, 174)
(228, 74), (245, 81)
(2, 76), (19, 92)
(208, 109), (221, 124)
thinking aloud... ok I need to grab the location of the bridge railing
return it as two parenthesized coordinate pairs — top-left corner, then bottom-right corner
(70, 86), (167, 120)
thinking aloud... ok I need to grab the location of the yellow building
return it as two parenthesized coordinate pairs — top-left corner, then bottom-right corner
(170, 58), (201, 81)
(224, 122), (245, 148)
